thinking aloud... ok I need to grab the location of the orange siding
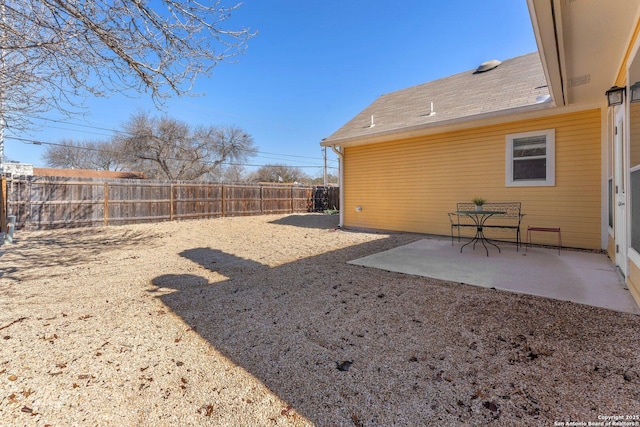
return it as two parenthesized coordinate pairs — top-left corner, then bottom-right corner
(607, 235), (616, 261)
(626, 259), (640, 309)
(344, 109), (602, 249)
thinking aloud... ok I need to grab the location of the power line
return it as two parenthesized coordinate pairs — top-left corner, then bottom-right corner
(253, 154), (326, 167)
(23, 115), (131, 135)
(6, 136), (339, 170)
(19, 115), (338, 165)
(26, 124), (121, 138)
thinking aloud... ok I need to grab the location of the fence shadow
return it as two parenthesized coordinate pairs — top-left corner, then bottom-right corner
(268, 213), (340, 230)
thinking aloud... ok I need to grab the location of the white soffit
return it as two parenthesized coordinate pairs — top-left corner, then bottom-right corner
(529, 0), (640, 106)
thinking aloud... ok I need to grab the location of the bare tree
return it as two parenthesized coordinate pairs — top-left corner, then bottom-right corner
(310, 174), (339, 185)
(248, 164), (310, 184)
(0, 1), (255, 132)
(43, 139), (123, 171)
(117, 112), (256, 180)
(203, 164), (249, 183)
(221, 165), (250, 183)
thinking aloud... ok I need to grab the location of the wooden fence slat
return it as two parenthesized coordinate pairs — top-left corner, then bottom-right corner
(1, 175), (339, 230)
(104, 182), (109, 226)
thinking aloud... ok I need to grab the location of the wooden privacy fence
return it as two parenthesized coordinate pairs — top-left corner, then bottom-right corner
(1, 175), (339, 230)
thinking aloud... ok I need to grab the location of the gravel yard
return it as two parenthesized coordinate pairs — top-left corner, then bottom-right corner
(1, 213), (639, 426)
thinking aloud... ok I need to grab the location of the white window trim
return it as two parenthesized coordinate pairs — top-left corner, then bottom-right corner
(506, 129), (555, 187)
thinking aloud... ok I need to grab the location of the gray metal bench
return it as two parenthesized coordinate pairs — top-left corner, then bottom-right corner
(448, 202), (524, 250)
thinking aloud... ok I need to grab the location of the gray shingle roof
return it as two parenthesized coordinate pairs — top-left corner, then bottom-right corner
(323, 52), (550, 144)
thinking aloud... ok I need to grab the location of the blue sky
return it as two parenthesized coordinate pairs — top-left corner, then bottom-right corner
(5, 0), (538, 178)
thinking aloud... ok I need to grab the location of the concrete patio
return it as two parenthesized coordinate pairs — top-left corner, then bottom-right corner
(349, 237), (640, 315)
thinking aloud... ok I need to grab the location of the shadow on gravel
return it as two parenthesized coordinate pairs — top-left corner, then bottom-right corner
(149, 231), (640, 425)
(2, 227), (161, 282)
(153, 237), (434, 425)
(268, 213), (340, 230)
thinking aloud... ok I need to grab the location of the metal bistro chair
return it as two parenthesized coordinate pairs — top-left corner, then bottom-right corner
(526, 226), (562, 254)
(448, 203), (476, 244)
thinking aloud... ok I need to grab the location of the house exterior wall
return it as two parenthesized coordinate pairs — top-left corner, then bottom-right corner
(628, 257), (640, 308)
(343, 109), (602, 249)
(616, 18), (640, 309)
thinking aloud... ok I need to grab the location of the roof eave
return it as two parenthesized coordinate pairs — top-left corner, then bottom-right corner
(527, 0), (566, 106)
(321, 102), (556, 147)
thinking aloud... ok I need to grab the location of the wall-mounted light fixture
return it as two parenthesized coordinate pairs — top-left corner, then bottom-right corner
(606, 86), (626, 106)
(630, 82), (640, 103)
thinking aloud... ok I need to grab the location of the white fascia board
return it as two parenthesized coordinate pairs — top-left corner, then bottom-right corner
(320, 102), (601, 149)
(527, 0), (566, 107)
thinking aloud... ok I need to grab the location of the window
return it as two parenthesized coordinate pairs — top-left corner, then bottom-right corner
(506, 129), (555, 186)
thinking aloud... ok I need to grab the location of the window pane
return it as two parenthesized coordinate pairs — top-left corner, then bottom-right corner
(514, 158), (546, 180)
(609, 178), (614, 229)
(513, 136), (546, 158)
(506, 129), (554, 187)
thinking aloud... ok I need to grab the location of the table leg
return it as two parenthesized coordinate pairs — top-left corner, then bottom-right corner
(460, 217), (501, 256)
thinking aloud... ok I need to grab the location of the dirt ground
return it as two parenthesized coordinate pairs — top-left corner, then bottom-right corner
(1, 213), (639, 426)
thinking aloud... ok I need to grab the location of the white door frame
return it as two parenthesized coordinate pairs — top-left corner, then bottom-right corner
(615, 105), (628, 276)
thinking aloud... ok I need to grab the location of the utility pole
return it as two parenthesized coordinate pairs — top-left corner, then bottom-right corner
(323, 146), (327, 186)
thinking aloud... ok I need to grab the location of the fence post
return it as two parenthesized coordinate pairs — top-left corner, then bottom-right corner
(260, 185), (264, 214)
(290, 186), (293, 213)
(170, 183), (174, 221)
(26, 177), (32, 230)
(221, 184), (225, 217)
(104, 182), (109, 226)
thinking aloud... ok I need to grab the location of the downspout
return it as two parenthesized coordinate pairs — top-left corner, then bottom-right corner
(330, 145), (344, 228)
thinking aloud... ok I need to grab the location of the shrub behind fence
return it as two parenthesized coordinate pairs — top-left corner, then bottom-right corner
(1, 175), (339, 230)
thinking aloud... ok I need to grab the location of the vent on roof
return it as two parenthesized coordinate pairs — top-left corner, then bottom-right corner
(569, 74), (590, 87)
(368, 115), (375, 128)
(421, 102), (436, 117)
(475, 59), (502, 74)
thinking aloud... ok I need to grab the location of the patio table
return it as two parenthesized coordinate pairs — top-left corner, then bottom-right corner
(455, 210), (505, 256)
